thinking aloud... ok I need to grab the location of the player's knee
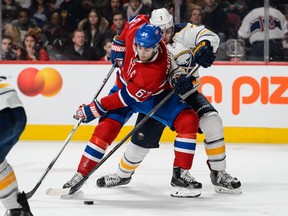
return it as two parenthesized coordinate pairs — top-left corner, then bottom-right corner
(91, 118), (121, 145)
(125, 142), (150, 162)
(199, 111), (223, 141)
(173, 109), (199, 134)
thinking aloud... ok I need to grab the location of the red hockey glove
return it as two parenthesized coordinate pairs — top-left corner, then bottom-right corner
(111, 35), (126, 68)
(74, 100), (107, 123)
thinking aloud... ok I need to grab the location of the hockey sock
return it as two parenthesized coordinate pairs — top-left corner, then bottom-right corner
(116, 142), (149, 179)
(77, 118), (121, 176)
(0, 160), (21, 210)
(173, 110), (198, 170)
(199, 112), (226, 171)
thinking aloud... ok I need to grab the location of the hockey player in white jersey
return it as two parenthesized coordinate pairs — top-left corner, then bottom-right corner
(97, 8), (241, 196)
(0, 76), (33, 216)
(238, 0), (288, 61)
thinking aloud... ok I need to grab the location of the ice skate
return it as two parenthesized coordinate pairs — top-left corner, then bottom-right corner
(63, 172), (84, 194)
(5, 192), (33, 216)
(97, 173), (131, 188)
(210, 170), (242, 194)
(170, 167), (202, 198)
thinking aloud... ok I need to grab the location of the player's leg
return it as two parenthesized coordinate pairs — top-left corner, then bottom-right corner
(129, 92), (202, 197)
(0, 108), (33, 216)
(63, 107), (133, 191)
(128, 92), (202, 197)
(185, 92), (241, 194)
(97, 113), (166, 187)
(170, 109), (202, 198)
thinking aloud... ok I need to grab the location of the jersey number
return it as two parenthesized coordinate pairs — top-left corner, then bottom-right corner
(135, 89), (152, 99)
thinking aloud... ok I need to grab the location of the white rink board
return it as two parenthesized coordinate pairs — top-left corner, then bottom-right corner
(1, 63), (287, 128)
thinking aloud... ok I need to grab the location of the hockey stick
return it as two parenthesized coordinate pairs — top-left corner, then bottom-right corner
(46, 64), (201, 196)
(25, 63), (117, 199)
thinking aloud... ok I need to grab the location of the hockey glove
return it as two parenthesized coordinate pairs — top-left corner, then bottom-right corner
(74, 100), (107, 123)
(111, 35), (126, 67)
(172, 74), (197, 99)
(194, 40), (215, 68)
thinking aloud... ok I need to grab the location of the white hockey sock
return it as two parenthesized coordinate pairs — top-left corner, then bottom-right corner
(200, 112), (226, 171)
(116, 142), (149, 178)
(0, 160), (21, 210)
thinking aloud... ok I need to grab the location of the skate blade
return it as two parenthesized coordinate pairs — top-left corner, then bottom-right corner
(214, 186), (242, 194)
(170, 186), (201, 198)
(46, 188), (70, 196)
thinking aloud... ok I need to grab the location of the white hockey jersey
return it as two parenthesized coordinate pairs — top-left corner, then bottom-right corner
(0, 77), (23, 111)
(167, 23), (220, 95)
(238, 7), (288, 44)
(169, 23), (220, 54)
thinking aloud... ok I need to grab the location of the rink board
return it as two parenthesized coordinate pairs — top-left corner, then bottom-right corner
(0, 61), (287, 143)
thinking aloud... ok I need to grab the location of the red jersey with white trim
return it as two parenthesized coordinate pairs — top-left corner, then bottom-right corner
(100, 15), (172, 111)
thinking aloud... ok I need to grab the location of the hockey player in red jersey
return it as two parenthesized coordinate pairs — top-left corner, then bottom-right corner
(63, 14), (202, 197)
(97, 8), (241, 195)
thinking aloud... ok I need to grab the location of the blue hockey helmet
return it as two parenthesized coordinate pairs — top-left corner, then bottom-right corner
(134, 23), (162, 48)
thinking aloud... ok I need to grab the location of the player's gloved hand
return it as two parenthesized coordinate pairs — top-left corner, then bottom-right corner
(110, 35), (126, 67)
(74, 100), (107, 123)
(194, 40), (215, 68)
(171, 74), (196, 99)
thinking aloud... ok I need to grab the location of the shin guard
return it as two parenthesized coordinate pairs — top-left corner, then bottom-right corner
(77, 118), (121, 176)
(173, 110), (198, 170)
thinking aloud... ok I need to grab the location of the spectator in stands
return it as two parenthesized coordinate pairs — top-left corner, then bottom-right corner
(58, 0), (83, 33)
(43, 11), (70, 50)
(46, 0), (64, 13)
(78, 8), (108, 60)
(1, 35), (17, 60)
(11, 8), (39, 44)
(93, 0), (109, 11)
(220, 0), (248, 20)
(16, 29), (49, 60)
(2, 0), (21, 24)
(99, 38), (112, 61)
(189, 5), (203, 25)
(29, 0), (51, 27)
(80, 0), (98, 18)
(105, 11), (127, 38)
(186, 0), (205, 8)
(15, 0), (31, 8)
(202, 0), (228, 43)
(63, 29), (96, 60)
(238, 0), (288, 61)
(123, 0), (151, 21)
(2, 24), (22, 49)
(102, 0), (124, 25)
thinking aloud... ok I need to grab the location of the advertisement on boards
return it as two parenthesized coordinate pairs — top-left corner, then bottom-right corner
(0, 63), (287, 142)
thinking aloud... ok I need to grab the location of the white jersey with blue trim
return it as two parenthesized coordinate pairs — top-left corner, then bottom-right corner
(0, 78), (23, 111)
(166, 23), (220, 94)
(168, 23), (220, 55)
(238, 7), (288, 44)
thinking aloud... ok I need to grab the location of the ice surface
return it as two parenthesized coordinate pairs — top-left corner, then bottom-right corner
(1, 141), (288, 216)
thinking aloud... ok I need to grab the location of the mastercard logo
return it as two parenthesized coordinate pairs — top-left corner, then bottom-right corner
(17, 67), (62, 97)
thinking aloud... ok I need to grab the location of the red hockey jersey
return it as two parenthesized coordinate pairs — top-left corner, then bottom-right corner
(100, 15), (172, 111)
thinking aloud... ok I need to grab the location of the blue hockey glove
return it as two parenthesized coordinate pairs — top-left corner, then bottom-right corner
(111, 35), (126, 67)
(74, 100), (107, 123)
(172, 74), (196, 99)
(194, 40), (215, 68)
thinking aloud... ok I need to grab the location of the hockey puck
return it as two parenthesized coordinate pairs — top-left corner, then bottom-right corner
(84, 200), (94, 205)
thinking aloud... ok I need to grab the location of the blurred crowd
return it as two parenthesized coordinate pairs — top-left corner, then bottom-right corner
(1, 0), (288, 61)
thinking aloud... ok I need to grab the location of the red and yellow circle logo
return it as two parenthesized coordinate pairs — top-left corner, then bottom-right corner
(17, 67), (62, 97)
